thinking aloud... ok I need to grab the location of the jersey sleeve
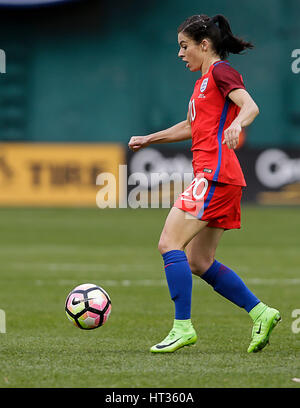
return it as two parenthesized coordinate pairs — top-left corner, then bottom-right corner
(212, 63), (246, 99)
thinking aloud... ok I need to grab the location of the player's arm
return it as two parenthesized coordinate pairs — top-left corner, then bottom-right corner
(223, 88), (259, 149)
(128, 112), (192, 152)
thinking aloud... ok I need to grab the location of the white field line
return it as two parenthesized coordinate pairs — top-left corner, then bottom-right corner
(10, 262), (300, 276)
(8, 260), (300, 277)
(35, 279), (168, 287)
(8, 262), (300, 286)
(12, 263), (155, 272)
(0, 245), (151, 255)
(247, 278), (300, 285)
(1, 245), (299, 256)
(33, 277), (300, 287)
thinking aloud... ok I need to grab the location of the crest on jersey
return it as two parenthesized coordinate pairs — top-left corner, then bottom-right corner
(200, 78), (209, 92)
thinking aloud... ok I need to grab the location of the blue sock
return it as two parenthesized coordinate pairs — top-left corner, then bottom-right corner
(201, 260), (260, 313)
(162, 250), (193, 320)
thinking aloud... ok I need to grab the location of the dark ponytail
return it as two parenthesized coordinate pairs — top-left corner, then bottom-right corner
(211, 14), (254, 58)
(178, 14), (254, 60)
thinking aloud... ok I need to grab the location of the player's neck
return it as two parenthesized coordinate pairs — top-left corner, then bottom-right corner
(201, 56), (222, 75)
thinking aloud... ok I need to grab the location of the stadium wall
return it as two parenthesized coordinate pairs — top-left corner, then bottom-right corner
(0, 0), (299, 148)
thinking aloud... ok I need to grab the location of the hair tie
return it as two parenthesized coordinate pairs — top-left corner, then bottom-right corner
(211, 16), (220, 28)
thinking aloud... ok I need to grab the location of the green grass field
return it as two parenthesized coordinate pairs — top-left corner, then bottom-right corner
(0, 206), (299, 388)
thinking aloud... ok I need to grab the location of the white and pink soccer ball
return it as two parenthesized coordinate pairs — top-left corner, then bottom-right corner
(65, 283), (111, 330)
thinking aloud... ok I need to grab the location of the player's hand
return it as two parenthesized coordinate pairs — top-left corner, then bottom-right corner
(128, 136), (151, 152)
(222, 123), (242, 150)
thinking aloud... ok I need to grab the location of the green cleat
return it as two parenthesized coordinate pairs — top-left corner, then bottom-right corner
(247, 306), (281, 353)
(150, 321), (197, 353)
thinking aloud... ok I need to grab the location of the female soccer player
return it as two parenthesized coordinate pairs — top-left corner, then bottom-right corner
(128, 14), (281, 353)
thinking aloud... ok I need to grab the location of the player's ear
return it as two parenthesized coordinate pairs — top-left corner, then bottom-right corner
(200, 39), (209, 52)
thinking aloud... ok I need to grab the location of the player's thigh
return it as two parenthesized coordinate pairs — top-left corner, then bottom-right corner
(158, 206), (208, 254)
(185, 226), (224, 276)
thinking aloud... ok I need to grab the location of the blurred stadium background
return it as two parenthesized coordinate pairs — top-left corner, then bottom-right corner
(0, 0), (299, 389)
(0, 0), (300, 206)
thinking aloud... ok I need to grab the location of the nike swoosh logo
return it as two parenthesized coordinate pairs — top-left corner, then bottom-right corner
(72, 297), (95, 306)
(155, 337), (182, 349)
(256, 322), (262, 334)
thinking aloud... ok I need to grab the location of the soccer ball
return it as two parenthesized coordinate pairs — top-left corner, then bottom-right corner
(65, 283), (111, 330)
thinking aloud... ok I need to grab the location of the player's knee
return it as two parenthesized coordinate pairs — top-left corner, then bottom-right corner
(189, 256), (214, 277)
(157, 239), (174, 255)
(157, 240), (164, 255)
(157, 236), (184, 255)
(158, 235), (168, 255)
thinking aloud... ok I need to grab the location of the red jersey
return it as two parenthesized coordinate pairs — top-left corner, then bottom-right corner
(188, 60), (246, 187)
